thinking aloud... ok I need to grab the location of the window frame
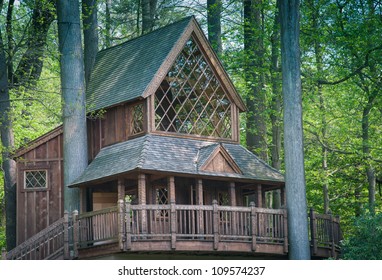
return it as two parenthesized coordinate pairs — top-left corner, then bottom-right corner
(23, 169), (49, 191)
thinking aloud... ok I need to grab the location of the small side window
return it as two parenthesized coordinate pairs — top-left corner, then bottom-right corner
(130, 103), (144, 135)
(24, 170), (47, 189)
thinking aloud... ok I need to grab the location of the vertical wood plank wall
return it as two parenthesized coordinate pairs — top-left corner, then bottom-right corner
(16, 133), (64, 245)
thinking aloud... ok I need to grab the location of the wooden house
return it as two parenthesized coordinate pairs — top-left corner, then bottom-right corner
(7, 17), (341, 260)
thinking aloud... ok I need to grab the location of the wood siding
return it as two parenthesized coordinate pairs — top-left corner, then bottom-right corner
(16, 133), (63, 245)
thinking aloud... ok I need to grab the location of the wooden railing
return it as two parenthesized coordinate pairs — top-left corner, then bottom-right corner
(75, 200), (289, 254)
(6, 212), (72, 260)
(4, 203), (342, 259)
(309, 208), (342, 258)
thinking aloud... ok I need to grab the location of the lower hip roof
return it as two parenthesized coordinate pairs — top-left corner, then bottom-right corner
(70, 135), (284, 187)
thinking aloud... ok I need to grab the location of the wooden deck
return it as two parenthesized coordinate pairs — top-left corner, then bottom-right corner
(5, 202), (341, 260)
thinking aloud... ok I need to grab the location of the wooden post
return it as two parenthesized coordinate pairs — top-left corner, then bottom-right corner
(118, 199), (126, 251)
(229, 182), (237, 236)
(229, 182), (236, 206)
(168, 176), (176, 203)
(170, 201), (176, 250)
(118, 178), (125, 201)
(257, 184), (263, 208)
(197, 179), (204, 235)
(213, 199), (219, 250)
(72, 210), (79, 259)
(125, 201), (131, 250)
(329, 211), (335, 257)
(283, 209), (289, 253)
(309, 208), (317, 255)
(138, 174), (147, 235)
(63, 210), (70, 259)
(250, 202), (257, 251)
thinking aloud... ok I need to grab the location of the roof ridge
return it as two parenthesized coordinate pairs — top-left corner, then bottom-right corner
(96, 16), (195, 56)
(137, 135), (151, 168)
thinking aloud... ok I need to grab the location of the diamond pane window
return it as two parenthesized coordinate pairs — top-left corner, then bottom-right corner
(130, 103), (144, 135)
(155, 187), (169, 217)
(154, 37), (232, 139)
(25, 170), (47, 189)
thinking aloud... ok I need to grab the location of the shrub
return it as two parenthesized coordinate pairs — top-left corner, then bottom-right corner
(341, 213), (382, 260)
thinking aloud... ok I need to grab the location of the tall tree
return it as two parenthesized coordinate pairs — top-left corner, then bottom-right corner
(244, 0), (268, 161)
(1, 0), (56, 250)
(207, 0), (222, 56)
(0, 0), (16, 251)
(57, 0), (88, 213)
(82, 0), (99, 86)
(141, 0), (157, 33)
(279, 0), (310, 259)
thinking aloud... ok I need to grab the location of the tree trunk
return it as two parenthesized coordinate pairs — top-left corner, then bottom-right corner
(207, 0), (222, 56)
(57, 0), (88, 213)
(244, 0), (268, 161)
(0, 18), (17, 251)
(141, 0), (157, 34)
(82, 0), (99, 87)
(279, 0), (310, 260)
(105, 0), (112, 48)
(270, 0), (282, 209)
(309, 0), (330, 214)
(13, 0), (55, 88)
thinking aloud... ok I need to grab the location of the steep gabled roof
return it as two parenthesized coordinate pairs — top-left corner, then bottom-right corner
(86, 16), (246, 112)
(70, 135), (284, 187)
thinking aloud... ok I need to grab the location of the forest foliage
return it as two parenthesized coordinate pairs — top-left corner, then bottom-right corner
(0, 0), (381, 258)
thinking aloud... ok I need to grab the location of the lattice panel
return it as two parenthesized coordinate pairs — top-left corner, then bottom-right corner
(154, 37), (232, 139)
(25, 170), (47, 189)
(130, 103), (144, 135)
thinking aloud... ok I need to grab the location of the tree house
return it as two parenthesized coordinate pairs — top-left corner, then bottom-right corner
(9, 17), (341, 259)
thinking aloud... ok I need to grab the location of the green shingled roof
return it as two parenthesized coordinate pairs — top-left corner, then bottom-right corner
(70, 135), (284, 187)
(86, 17), (193, 112)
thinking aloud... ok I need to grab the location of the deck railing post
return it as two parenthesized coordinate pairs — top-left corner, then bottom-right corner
(125, 201), (131, 250)
(309, 208), (317, 255)
(170, 200), (176, 250)
(118, 199), (126, 251)
(72, 210), (79, 259)
(63, 210), (70, 260)
(283, 208), (288, 253)
(329, 211), (335, 257)
(250, 202), (257, 251)
(213, 200), (219, 250)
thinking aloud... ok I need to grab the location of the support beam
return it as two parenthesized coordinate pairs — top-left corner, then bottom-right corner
(229, 182), (236, 206)
(117, 178), (125, 201)
(257, 184), (263, 208)
(138, 173), (147, 234)
(168, 176), (175, 203)
(196, 179), (203, 205)
(138, 174), (146, 205)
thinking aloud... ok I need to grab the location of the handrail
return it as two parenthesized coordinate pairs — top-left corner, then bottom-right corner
(6, 213), (70, 260)
(309, 208), (342, 258)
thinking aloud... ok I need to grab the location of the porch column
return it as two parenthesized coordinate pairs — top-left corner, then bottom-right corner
(138, 174), (146, 205)
(257, 184), (263, 208)
(168, 176), (175, 203)
(138, 174), (147, 234)
(196, 179), (204, 235)
(196, 179), (203, 205)
(229, 182), (236, 206)
(117, 178), (125, 201)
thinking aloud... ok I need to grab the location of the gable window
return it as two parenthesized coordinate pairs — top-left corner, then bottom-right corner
(130, 103), (144, 135)
(24, 170), (47, 189)
(154, 37), (232, 139)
